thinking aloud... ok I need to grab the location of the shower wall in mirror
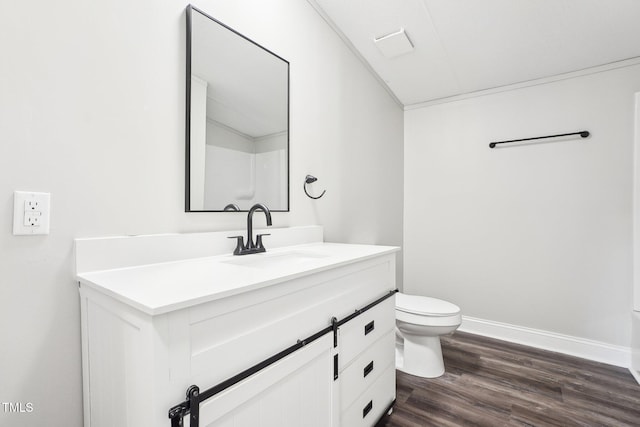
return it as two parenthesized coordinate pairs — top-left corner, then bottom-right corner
(186, 5), (290, 212)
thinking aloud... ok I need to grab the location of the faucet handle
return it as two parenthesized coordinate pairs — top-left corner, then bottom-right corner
(255, 233), (271, 250)
(228, 236), (245, 255)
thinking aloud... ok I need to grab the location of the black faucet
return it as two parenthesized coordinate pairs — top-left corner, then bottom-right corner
(228, 203), (272, 255)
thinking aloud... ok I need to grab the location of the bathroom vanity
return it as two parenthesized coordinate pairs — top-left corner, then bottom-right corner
(75, 226), (398, 426)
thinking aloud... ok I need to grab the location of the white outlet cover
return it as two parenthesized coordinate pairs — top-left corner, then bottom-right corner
(13, 191), (50, 235)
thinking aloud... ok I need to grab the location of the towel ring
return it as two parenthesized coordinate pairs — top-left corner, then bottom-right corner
(304, 175), (326, 199)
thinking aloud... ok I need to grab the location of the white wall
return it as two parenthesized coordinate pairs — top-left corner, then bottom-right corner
(205, 144), (255, 208)
(203, 125), (289, 211)
(204, 121), (256, 209)
(189, 75), (208, 209)
(255, 132), (288, 210)
(404, 64), (640, 349)
(0, 0), (403, 425)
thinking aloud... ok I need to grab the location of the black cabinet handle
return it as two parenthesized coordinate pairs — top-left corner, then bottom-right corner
(363, 361), (374, 378)
(363, 400), (373, 418)
(364, 320), (375, 335)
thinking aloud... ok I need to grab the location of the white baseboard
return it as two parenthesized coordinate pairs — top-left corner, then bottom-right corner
(459, 315), (631, 369)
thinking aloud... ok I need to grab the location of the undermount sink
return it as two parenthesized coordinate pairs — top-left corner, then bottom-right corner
(221, 250), (330, 269)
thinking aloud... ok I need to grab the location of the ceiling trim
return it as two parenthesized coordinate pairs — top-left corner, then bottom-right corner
(206, 117), (255, 141)
(306, 0), (403, 108)
(405, 56), (640, 111)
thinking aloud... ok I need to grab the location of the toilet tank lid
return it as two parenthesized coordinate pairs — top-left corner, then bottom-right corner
(396, 293), (460, 316)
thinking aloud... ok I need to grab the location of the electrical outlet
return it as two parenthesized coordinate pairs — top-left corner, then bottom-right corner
(13, 191), (50, 235)
(24, 211), (42, 226)
(25, 199), (40, 211)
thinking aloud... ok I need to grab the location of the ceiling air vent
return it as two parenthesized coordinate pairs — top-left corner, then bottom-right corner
(374, 28), (414, 59)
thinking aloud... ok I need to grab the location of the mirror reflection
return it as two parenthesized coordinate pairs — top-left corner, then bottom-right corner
(186, 5), (289, 212)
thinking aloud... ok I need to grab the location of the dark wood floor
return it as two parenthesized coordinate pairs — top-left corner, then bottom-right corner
(378, 331), (640, 426)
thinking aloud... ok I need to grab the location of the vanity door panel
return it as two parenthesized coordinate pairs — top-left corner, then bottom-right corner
(198, 334), (333, 427)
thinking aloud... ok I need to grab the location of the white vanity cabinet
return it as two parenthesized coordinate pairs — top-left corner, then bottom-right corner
(76, 229), (398, 427)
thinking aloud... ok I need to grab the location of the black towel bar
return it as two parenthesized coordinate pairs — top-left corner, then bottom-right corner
(489, 130), (589, 148)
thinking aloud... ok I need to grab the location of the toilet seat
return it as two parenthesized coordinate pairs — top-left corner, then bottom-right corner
(396, 293), (460, 317)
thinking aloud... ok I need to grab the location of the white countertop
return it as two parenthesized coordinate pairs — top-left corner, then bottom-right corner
(77, 242), (399, 315)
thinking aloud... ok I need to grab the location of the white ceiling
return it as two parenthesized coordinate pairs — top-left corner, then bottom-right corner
(310, 0), (640, 106)
(191, 8), (288, 138)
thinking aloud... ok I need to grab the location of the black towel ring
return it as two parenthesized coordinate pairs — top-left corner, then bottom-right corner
(304, 175), (326, 199)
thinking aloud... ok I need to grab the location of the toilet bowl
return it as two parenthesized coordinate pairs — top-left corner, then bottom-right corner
(395, 292), (461, 378)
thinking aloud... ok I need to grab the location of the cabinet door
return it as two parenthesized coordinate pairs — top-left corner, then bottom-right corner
(196, 334), (334, 427)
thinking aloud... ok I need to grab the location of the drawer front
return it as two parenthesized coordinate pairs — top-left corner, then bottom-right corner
(340, 364), (396, 427)
(339, 296), (395, 368)
(340, 330), (395, 410)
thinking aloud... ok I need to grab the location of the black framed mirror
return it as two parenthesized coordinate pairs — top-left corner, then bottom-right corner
(185, 5), (289, 212)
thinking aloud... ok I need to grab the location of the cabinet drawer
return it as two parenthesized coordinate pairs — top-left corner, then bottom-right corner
(339, 296), (395, 368)
(340, 364), (395, 427)
(340, 330), (395, 410)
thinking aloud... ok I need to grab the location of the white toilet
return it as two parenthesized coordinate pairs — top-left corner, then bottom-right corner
(395, 292), (461, 378)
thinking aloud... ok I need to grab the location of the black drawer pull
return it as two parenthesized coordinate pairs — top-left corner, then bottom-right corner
(364, 320), (375, 335)
(363, 400), (373, 418)
(363, 361), (374, 378)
